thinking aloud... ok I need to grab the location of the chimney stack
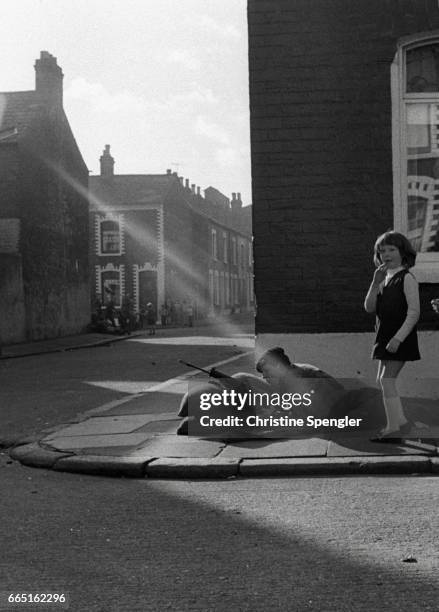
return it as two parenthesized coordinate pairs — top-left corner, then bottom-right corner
(100, 145), (114, 178)
(191, 184), (196, 193)
(231, 191), (242, 212)
(185, 179), (190, 189)
(35, 51), (64, 107)
(166, 169), (172, 174)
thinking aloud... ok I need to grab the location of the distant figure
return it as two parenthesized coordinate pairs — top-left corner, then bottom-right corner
(186, 302), (194, 327)
(120, 295), (134, 334)
(139, 304), (146, 330)
(146, 302), (156, 335)
(104, 297), (116, 327)
(168, 300), (176, 325)
(175, 300), (183, 326)
(160, 303), (168, 326)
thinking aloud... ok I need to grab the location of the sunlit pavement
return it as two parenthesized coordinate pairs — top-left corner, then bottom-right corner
(4, 320), (439, 479)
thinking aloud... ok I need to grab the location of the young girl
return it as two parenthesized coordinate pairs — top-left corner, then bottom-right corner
(364, 231), (420, 441)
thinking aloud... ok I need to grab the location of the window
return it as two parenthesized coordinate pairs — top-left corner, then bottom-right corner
(214, 271), (220, 305)
(209, 270), (214, 308)
(231, 237), (237, 265)
(222, 232), (228, 263)
(225, 272), (230, 305)
(100, 219), (121, 254)
(393, 34), (439, 281)
(240, 242), (245, 268)
(102, 274), (121, 307)
(211, 229), (218, 260)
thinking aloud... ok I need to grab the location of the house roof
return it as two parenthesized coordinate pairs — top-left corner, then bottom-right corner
(89, 173), (252, 236)
(89, 175), (174, 209)
(0, 91), (39, 142)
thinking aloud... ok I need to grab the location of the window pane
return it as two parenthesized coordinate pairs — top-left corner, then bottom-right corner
(101, 220), (120, 253)
(406, 103), (439, 252)
(406, 44), (439, 92)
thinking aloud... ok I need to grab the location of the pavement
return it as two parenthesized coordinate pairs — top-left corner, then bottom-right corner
(4, 330), (439, 479)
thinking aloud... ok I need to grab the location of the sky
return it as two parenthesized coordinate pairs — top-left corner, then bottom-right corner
(0, 0), (252, 205)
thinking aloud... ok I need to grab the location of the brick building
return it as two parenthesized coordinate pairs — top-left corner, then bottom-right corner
(89, 146), (253, 322)
(248, 0), (439, 397)
(0, 52), (89, 343)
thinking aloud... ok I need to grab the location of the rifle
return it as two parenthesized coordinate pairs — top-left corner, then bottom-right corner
(178, 359), (251, 411)
(179, 360), (231, 380)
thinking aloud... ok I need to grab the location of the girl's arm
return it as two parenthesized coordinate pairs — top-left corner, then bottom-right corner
(364, 281), (381, 313)
(393, 273), (420, 342)
(364, 264), (387, 313)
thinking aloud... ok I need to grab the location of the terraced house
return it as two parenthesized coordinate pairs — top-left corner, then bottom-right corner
(0, 52), (89, 343)
(89, 146), (253, 321)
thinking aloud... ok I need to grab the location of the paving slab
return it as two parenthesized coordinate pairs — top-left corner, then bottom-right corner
(44, 432), (152, 451)
(44, 415), (157, 438)
(130, 435), (224, 458)
(218, 436), (328, 458)
(135, 419), (181, 434)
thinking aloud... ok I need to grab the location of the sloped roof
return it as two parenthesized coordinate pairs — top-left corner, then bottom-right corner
(89, 174), (174, 210)
(89, 173), (252, 236)
(0, 89), (88, 174)
(0, 91), (39, 142)
(89, 174), (173, 208)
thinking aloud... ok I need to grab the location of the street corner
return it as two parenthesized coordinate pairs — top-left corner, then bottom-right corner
(8, 441), (73, 469)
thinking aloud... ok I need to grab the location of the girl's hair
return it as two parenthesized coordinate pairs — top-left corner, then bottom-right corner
(373, 230), (417, 268)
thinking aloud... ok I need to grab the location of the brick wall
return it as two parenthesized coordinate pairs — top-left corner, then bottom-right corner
(0, 145), (19, 216)
(18, 108), (90, 340)
(0, 254), (26, 344)
(249, 0), (439, 334)
(163, 183), (198, 306)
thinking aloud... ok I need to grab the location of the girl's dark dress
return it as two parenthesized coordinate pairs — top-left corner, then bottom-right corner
(372, 269), (420, 361)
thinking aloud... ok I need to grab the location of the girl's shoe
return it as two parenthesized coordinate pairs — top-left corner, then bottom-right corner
(370, 421), (412, 443)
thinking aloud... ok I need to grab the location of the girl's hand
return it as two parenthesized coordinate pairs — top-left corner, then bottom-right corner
(386, 337), (401, 353)
(372, 263), (387, 285)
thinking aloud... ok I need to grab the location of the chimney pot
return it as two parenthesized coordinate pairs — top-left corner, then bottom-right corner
(232, 192), (237, 200)
(166, 169), (172, 174)
(100, 144), (115, 178)
(197, 186), (201, 195)
(185, 179), (190, 188)
(191, 184), (196, 193)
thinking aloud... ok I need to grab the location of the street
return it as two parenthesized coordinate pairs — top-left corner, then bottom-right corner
(2, 324), (439, 611)
(0, 323), (252, 445)
(1, 451), (438, 611)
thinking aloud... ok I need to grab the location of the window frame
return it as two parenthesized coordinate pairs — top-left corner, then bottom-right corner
(392, 31), (439, 282)
(211, 228), (218, 260)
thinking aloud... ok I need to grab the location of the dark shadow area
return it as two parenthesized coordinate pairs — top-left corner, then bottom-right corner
(1, 461), (438, 611)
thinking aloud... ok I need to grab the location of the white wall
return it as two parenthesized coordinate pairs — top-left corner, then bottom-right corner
(256, 331), (439, 398)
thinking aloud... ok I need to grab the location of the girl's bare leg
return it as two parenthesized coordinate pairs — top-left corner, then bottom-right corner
(378, 360), (408, 434)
